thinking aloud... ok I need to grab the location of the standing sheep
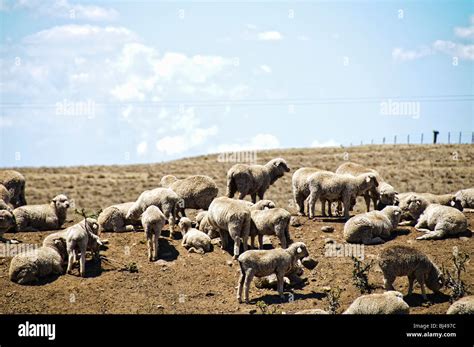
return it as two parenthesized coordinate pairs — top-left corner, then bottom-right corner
(13, 194), (70, 232)
(455, 188), (474, 209)
(179, 217), (212, 254)
(237, 242), (310, 303)
(343, 206), (402, 245)
(447, 296), (474, 314)
(160, 175), (218, 216)
(0, 209), (17, 243)
(307, 172), (378, 219)
(379, 245), (444, 300)
(226, 158), (290, 203)
(250, 207), (292, 249)
(0, 170), (27, 207)
(343, 291), (410, 314)
(98, 202), (139, 233)
(141, 205), (166, 261)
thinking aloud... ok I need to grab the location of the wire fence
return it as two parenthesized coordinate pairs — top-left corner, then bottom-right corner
(348, 131), (474, 147)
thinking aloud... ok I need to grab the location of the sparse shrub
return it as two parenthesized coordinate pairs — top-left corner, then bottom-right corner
(351, 256), (374, 294)
(255, 301), (280, 315)
(122, 262), (138, 273)
(325, 286), (343, 314)
(443, 247), (470, 302)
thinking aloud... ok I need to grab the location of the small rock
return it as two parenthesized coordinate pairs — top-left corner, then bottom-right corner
(324, 238), (335, 244)
(156, 305), (164, 309)
(6, 292), (13, 297)
(460, 237), (470, 242)
(321, 226), (335, 233)
(290, 217), (303, 227)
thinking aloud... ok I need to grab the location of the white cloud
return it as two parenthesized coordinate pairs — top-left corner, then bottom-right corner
(454, 15), (474, 39)
(392, 47), (432, 62)
(260, 65), (272, 73)
(215, 133), (280, 152)
(296, 35), (310, 41)
(258, 31), (283, 41)
(136, 141), (148, 156)
(433, 40), (474, 60)
(310, 139), (340, 148)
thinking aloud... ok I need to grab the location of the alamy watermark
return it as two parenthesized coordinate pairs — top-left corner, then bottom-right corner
(55, 98), (95, 119)
(0, 243), (39, 258)
(380, 99), (420, 119)
(325, 242), (365, 260)
(217, 150), (258, 164)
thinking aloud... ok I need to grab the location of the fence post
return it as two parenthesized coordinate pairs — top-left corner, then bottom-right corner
(421, 133), (424, 144)
(371, 139), (374, 145)
(459, 132), (462, 144)
(448, 132), (451, 144)
(407, 134), (410, 144)
(394, 135), (397, 145)
(383, 137), (386, 145)
(472, 131), (474, 144)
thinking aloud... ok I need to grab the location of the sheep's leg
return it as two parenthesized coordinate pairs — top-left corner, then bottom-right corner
(276, 272), (285, 299)
(154, 230), (160, 261)
(238, 192), (246, 200)
(408, 274), (415, 295)
(219, 229), (228, 250)
(251, 193), (257, 204)
(321, 199), (327, 217)
(383, 275), (395, 291)
(233, 237), (241, 260)
(67, 252), (74, 274)
(342, 195), (351, 219)
(275, 225), (287, 248)
(327, 201), (333, 217)
(79, 251), (86, 277)
(415, 227), (432, 234)
(308, 191), (319, 219)
(258, 235), (264, 249)
(364, 194), (371, 212)
(237, 271), (246, 303)
(250, 235), (256, 249)
(242, 234), (249, 252)
(257, 191), (265, 201)
(416, 229), (446, 240)
(243, 269), (255, 303)
(295, 193), (305, 216)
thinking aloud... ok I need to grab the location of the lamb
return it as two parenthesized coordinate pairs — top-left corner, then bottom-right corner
(66, 218), (103, 277)
(307, 172), (379, 219)
(237, 242), (310, 303)
(455, 188), (474, 209)
(160, 175), (218, 216)
(403, 195), (469, 240)
(0, 209), (17, 243)
(249, 207), (292, 249)
(336, 162), (398, 211)
(126, 188), (181, 233)
(0, 170), (27, 207)
(226, 158), (290, 203)
(343, 291), (410, 314)
(447, 296), (474, 314)
(141, 205), (166, 261)
(98, 202), (139, 233)
(398, 192), (463, 214)
(343, 206), (402, 245)
(379, 245), (444, 300)
(179, 217), (212, 254)
(13, 194), (70, 232)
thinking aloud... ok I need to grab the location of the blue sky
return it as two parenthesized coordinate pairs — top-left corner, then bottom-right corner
(0, 0), (473, 167)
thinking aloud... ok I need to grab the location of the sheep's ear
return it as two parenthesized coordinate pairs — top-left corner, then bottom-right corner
(92, 223), (98, 230)
(394, 210), (400, 215)
(416, 200), (421, 206)
(366, 177), (371, 183)
(297, 247), (302, 254)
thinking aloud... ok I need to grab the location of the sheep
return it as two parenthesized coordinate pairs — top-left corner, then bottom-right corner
(295, 309), (329, 315)
(307, 172), (379, 219)
(140, 205), (166, 261)
(0, 184), (12, 207)
(66, 218), (103, 277)
(226, 158), (290, 203)
(126, 188), (181, 234)
(379, 245), (444, 300)
(98, 202), (139, 233)
(455, 188), (474, 209)
(160, 175), (218, 216)
(249, 207), (292, 249)
(13, 194), (70, 232)
(403, 195), (469, 240)
(237, 242), (310, 303)
(0, 170), (27, 208)
(178, 217), (212, 254)
(343, 291), (410, 314)
(0, 209), (17, 243)
(343, 206), (402, 245)
(336, 162), (398, 211)
(447, 296), (474, 314)
(398, 192), (463, 214)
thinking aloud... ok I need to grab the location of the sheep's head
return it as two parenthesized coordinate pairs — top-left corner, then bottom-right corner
(449, 196), (464, 212)
(380, 186), (398, 206)
(52, 194), (70, 211)
(125, 203), (141, 220)
(252, 200), (276, 211)
(0, 209), (15, 231)
(426, 264), (444, 293)
(383, 206), (402, 226)
(290, 242), (309, 260)
(268, 158), (290, 181)
(84, 218), (99, 235)
(364, 174), (379, 189)
(160, 175), (178, 188)
(405, 195), (429, 219)
(178, 217), (193, 233)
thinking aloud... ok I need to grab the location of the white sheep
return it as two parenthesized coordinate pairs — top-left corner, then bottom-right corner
(98, 202), (139, 233)
(250, 207), (292, 249)
(0, 184), (12, 208)
(179, 217), (212, 254)
(447, 296), (474, 314)
(455, 188), (474, 209)
(379, 245), (444, 300)
(126, 188), (181, 234)
(66, 218), (103, 277)
(0, 170), (27, 207)
(307, 172), (379, 219)
(343, 206), (402, 245)
(13, 194), (70, 232)
(343, 291), (410, 314)
(237, 242), (310, 303)
(141, 205), (166, 261)
(0, 209), (17, 243)
(226, 158), (290, 203)
(398, 192), (463, 213)
(160, 175), (218, 216)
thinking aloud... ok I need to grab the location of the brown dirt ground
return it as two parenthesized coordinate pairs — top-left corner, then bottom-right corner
(0, 144), (473, 314)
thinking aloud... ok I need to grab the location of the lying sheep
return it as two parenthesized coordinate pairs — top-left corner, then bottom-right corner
(13, 194), (70, 232)
(250, 207), (292, 249)
(66, 218), (103, 277)
(0, 170), (27, 208)
(160, 175), (218, 216)
(98, 202), (139, 233)
(126, 188), (181, 233)
(141, 205), (166, 261)
(447, 296), (474, 314)
(308, 172), (378, 219)
(0, 209), (17, 243)
(379, 245), (443, 300)
(343, 291), (409, 314)
(195, 211), (212, 234)
(455, 188), (474, 209)
(403, 195), (469, 240)
(336, 162), (398, 211)
(237, 242), (310, 303)
(343, 206), (402, 245)
(179, 217), (212, 254)
(398, 192), (463, 214)
(227, 158), (290, 203)
(0, 184), (12, 208)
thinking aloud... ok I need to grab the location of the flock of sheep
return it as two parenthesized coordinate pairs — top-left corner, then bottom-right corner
(0, 157), (473, 314)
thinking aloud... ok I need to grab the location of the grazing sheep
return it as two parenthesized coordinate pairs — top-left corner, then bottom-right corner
(403, 195), (469, 240)
(343, 206), (402, 245)
(66, 218), (102, 277)
(307, 172), (379, 219)
(343, 291), (409, 314)
(379, 245), (444, 300)
(141, 205), (166, 261)
(237, 242), (310, 303)
(206, 197), (252, 259)
(447, 296), (474, 314)
(13, 194), (70, 232)
(126, 188), (181, 233)
(98, 202), (139, 233)
(179, 217), (212, 254)
(227, 158), (290, 203)
(250, 207), (292, 249)
(336, 162), (398, 211)
(0, 170), (27, 207)
(160, 175), (218, 216)
(455, 188), (474, 209)
(0, 209), (17, 243)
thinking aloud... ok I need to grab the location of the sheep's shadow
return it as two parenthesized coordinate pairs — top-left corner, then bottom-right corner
(28, 274), (62, 286)
(403, 292), (451, 308)
(313, 217), (347, 224)
(157, 238), (179, 261)
(250, 290), (326, 305)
